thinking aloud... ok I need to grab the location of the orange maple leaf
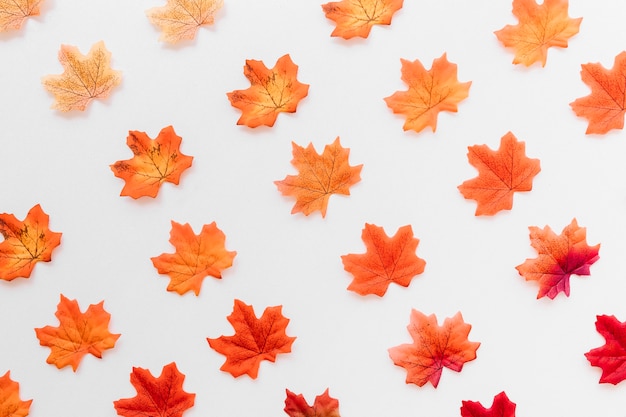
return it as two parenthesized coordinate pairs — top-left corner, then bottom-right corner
(275, 137), (362, 217)
(321, 0), (403, 39)
(0, 371), (31, 417)
(146, 0), (223, 44)
(384, 54), (471, 133)
(341, 223), (425, 296)
(457, 132), (541, 216)
(227, 54), (309, 128)
(207, 299), (296, 378)
(34, 295), (120, 371)
(151, 220), (236, 295)
(570, 52), (626, 134)
(0, 0), (43, 32)
(388, 310), (480, 388)
(42, 41), (122, 112)
(494, 0), (582, 67)
(110, 126), (194, 199)
(284, 388), (340, 417)
(516, 218), (600, 299)
(0, 204), (61, 281)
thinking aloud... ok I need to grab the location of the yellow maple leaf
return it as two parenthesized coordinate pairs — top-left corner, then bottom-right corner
(147, 0), (223, 44)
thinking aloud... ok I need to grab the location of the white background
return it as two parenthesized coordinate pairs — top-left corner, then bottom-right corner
(1, 0), (626, 415)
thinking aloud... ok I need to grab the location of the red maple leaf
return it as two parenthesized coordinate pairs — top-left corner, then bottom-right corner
(113, 362), (195, 417)
(207, 299), (296, 378)
(585, 315), (626, 385)
(341, 223), (425, 296)
(284, 388), (340, 417)
(461, 392), (516, 417)
(516, 218), (600, 299)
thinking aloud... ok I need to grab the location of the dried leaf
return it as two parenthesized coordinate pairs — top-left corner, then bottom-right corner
(384, 54), (471, 133)
(0, 204), (61, 281)
(275, 137), (362, 217)
(146, 0), (223, 44)
(0, 0), (43, 32)
(284, 389), (340, 417)
(42, 41), (122, 112)
(0, 371), (31, 417)
(110, 126), (193, 199)
(585, 315), (626, 385)
(227, 54), (309, 128)
(461, 392), (517, 417)
(321, 0), (403, 39)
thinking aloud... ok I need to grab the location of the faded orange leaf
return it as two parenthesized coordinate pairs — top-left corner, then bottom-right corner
(321, 0), (403, 39)
(0, 371), (31, 417)
(146, 0), (223, 44)
(0, 0), (43, 32)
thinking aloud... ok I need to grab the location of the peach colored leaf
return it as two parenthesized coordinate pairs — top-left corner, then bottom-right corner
(0, 371), (31, 417)
(461, 392), (516, 417)
(146, 0), (223, 44)
(284, 389), (340, 417)
(42, 41), (122, 112)
(321, 0), (403, 39)
(585, 315), (626, 385)
(0, 0), (43, 32)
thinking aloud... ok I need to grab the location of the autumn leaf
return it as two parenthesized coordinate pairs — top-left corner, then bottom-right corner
(0, 0), (43, 32)
(388, 310), (480, 388)
(151, 220), (236, 295)
(146, 0), (223, 44)
(110, 126), (193, 199)
(0, 371), (31, 417)
(227, 54), (309, 128)
(341, 223), (425, 296)
(42, 41), (122, 112)
(284, 389), (340, 417)
(114, 362), (195, 417)
(34, 295), (120, 371)
(457, 132), (541, 216)
(0, 204), (61, 281)
(516, 218), (600, 299)
(585, 315), (626, 385)
(207, 299), (296, 378)
(461, 392), (516, 417)
(384, 54), (471, 133)
(494, 0), (582, 67)
(570, 52), (626, 134)
(321, 0), (403, 39)
(275, 137), (362, 217)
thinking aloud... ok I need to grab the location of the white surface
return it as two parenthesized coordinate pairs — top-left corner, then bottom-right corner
(1, 0), (626, 415)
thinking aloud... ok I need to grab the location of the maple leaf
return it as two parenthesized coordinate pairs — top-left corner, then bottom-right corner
(0, 371), (31, 417)
(570, 52), (626, 134)
(34, 294), (120, 371)
(388, 310), (480, 388)
(0, 204), (61, 281)
(151, 220), (236, 295)
(461, 392), (516, 417)
(384, 54), (471, 133)
(207, 299), (296, 378)
(321, 0), (403, 39)
(494, 0), (582, 67)
(146, 0), (223, 44)
(274, 137), (362, 217)
(457, 132), (541, 216)
(585, 315), (626, 385)
(0, 0), (43, 32)
(341, 223), (426, 296)
(114, 362), (195, 417)
(42, 41), (122, 112)
(284, 388), (340, 417)
(227, 54), (309, 128)
(110, 126), (194, 199)
(516, 218), (600, 299)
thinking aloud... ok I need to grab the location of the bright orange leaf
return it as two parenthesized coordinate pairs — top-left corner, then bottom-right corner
(151, 220), (236, 295)
(0, 0), (43, 32)
(516, 218), (600, 299)
(110, 126), (193, 199)
(388, 310), (480, 388)
(114, 362), (195, 417)
(494, 0), (582, 67)
(34, 294), (120, 371)
(146, 0), (223, 44)
(458, 132), (541, 216)
(321, 0), (403, 39)
(341, 223), (425, 296)
(461, 392), (517, 417)
(384, 54), (471, 133)
(0, 371), (31, 417)
(275, 137), (362, 217)
(207, 299), (296, 378)
(42, 41), (122, 112)
(0, 204), (61, 281)
(570, 52), (626, 134)
(227, 54), (309, 128)
(284, 388), (340, 417)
